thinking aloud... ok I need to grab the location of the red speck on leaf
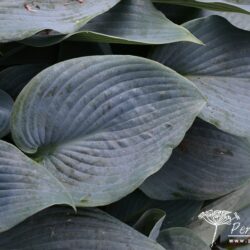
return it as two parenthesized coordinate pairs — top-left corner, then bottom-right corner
(24, 3), (37, 12)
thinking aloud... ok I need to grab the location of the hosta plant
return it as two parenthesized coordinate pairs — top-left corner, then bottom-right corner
(0, 1), (250, 249)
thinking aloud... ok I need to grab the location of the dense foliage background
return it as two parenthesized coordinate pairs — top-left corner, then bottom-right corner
(0, 1), (250, 249)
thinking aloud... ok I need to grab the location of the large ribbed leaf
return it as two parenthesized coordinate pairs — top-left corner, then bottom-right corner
(0, 0), (120, 43)
(11, 55), (205, 207)
(105, 190), (203, 229)
(0, 207), (165, 250)
(0, 140), (74, 232)
(141, 119), (250, 200)
(157, 228), (210, 250)
(151, 16), (250, 138)
(23, 0), (201, 47)
(153, 0), (250, 13)
(0, 90), (13, 138)
(73, 0), (201, 44)
(0, 64), (46, 98)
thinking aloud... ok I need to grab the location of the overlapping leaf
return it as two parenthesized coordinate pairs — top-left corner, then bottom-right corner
(0, 0), (120, 43)
(0, 64), (46, 98)
(204, 11), (250, 31)
(23, 0), (201, 47)
(0, 90), (13, 138)
(141, 120), (250, 200)
(157, 228), (210, 250)
(11, 55), (205, 207)
(0, 207), (165, 250)
(106, 190), (203, 229)
(153, 0), (250, 13)
(151, 16), (250, 138)
(0, 140), (74, 232)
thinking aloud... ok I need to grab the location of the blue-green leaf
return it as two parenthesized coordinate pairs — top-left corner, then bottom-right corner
(0, 0), (120, 43)
(22, 0), (201, 47)
(141, 120), (250, 200)
(151, 16), (250, 138)
(0, 207), (165, 250)
(153, 0), (250, 13)
(0, 140), (74, 232)
(11, 55), (205, 207)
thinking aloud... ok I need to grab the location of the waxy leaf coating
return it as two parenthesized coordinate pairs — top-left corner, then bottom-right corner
(151, 16), (250, 138)
(0, 140), (74, 232)
(0, 0), (120, 42)
(11, 55), (205, 207)
(0, 207), (165, 250)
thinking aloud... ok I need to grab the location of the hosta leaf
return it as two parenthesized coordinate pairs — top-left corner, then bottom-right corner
(0, 140), (74, 232)
(0, 0), (120, 43)
(0, 206), (165, 250)
(106, 190), (203, 229)
(23, 0), (201, 47)
(157, 228), (210, 250)
(11, 55), (205, 207)
(0, 64), (46, 98)
(0, 90), (13, 138)
(204, 11), (250, 31)
(151, 16), (250, 138)
(152, 0), (250, 13)
(141, 119), (250, 200)
(73, 0), (201, 44)
(133, 209), (166, 240)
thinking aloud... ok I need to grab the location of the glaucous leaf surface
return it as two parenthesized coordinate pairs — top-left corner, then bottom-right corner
(151, 16), (250, 138)
(105, 190), (203, 229)
(0, 206), (165, 250)
(11, 55), (205, 207)
(0, 64), (46, 98)
(0, 140), (74, 232)
(0, 0), (120, 43)
(141, 119), (250, 200)
(22, 0), (201, 47)
(0, 90), (13, 138)
(153, 0), (250, 13)
(74, 0), (201, 44)
(157, 228), (210, 250)
(133, 209), (166, 240)
(203, 11), (250, 31)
